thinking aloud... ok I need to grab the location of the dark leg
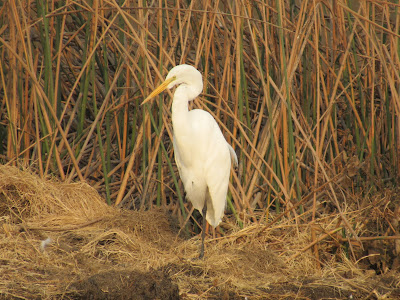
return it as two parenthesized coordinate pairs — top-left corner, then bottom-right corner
(199, 202), (207, 259)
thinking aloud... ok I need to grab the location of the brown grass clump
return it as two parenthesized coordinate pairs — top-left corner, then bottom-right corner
(0, 165), (179, 298)
(1, 165), (399, 299)
(0, 165), (110, 225)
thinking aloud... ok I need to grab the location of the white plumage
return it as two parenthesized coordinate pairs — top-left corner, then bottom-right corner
(143, 64), (237, 257)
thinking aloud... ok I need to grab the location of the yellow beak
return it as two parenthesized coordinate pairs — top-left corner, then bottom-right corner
(141, 76), (176, 105)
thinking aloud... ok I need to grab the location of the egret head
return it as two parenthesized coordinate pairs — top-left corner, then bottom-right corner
(142, 64), (203, 104)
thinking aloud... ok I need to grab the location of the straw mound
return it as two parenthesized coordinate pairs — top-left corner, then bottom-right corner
(0, 165), (399, 299)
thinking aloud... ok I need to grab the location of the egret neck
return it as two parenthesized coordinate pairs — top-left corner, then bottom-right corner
(171, 85), (192, 166)
(171, 85), (190, 127)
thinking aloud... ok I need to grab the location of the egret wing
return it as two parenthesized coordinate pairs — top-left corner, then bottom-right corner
(172, 109), (235, 228)
(189, 110), (232, 227)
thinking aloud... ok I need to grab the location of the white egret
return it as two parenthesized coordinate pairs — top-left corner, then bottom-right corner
(142, 64), (237, 258)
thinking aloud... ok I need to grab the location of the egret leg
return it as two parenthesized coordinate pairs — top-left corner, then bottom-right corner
(199, 203), (207, 259)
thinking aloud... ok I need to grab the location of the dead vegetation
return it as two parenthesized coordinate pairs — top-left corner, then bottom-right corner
(1, 0), (400, 298)
(1, 165), (399, 299)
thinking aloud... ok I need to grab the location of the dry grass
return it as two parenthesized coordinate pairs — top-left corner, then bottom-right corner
(1, 164), (400, 299)
(1, 0), (400, 298)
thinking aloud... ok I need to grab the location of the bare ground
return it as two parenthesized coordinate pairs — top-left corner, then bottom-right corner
(0, 165), (399, 299)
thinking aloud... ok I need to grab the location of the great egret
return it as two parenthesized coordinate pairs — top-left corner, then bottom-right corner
(142, 64), (237, 258)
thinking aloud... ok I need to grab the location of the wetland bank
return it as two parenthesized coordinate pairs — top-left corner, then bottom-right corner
(1, 1), (400, 298)
(0, 165), (399, 299)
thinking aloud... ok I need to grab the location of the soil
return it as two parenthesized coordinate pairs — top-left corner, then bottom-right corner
(69, 269), (179, 300)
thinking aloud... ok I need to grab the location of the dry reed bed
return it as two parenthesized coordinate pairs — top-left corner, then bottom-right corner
(1, 0), (400, 295)
(1, 165), (399, 299)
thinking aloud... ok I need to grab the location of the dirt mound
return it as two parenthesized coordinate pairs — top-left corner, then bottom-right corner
(70, 269), (179, 300)
(0, 165), (400, 299)
(0, 165), (179, 299)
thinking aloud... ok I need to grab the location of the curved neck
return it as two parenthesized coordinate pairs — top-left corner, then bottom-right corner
(171, 86), (189, 129)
